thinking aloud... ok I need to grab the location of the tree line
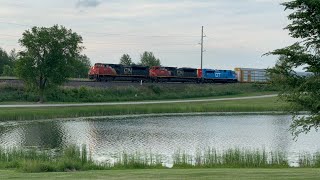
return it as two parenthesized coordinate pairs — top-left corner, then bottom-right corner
(119, 52), (161, 67)
(0, 48), (17, 76)
(0, 47), (91, 79)
(0, 25), (162, 103)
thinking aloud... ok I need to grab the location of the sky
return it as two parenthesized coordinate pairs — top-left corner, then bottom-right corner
(0, 0), (296, 69)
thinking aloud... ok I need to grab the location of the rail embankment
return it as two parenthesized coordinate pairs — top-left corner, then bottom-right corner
(0, 83), (277, 103)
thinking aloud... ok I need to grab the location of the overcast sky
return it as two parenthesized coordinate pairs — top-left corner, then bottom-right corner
(0, 0), (295, 69)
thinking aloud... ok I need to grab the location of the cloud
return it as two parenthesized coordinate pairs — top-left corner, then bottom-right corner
(76, 0), (101, 8)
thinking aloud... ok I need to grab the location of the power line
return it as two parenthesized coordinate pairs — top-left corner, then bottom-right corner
(0, 21), (31, 27)
(0, 34), (20, 37)
(0, 21), (201, 38)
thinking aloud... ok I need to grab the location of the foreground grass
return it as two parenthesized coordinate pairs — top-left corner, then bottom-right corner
(0, 97), (289, 121)
(1, 169), (320, 180)
(2, 145), (318, 173)
(0, 146), (292, 172)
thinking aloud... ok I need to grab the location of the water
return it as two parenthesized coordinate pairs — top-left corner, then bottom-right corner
(0, 115), (320, 165)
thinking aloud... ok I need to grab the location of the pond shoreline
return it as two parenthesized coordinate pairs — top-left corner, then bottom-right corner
(0, 111), (304, 124)
(51, 111), (296, 122)
(0, 96), (291, 121)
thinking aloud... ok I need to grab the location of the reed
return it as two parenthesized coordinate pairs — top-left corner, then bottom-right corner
(6, 146), (320, 173)
(113, 152), (164, 169)
(173, 148), (289, 168)
(0, 145), (102, 172)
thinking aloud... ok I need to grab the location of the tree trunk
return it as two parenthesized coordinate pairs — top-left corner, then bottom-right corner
(38, 76), (46, 103)
(39, 88), (44, 103)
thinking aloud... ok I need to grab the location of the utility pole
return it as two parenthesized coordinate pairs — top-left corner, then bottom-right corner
(200, 26), (204, 70)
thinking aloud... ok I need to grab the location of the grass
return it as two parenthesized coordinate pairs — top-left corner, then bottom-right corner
(0, 146), (314, 173)
(0, 145), (102, 173)
(0, 76), (87, 81)
(113, 152), (164, 169)
(0, 91), (276, 105)
(0, 146), (167, 173)
(0, 83), (277, 103)
(173, 148), (289, 168)
(0, 76), (18, 80)
(2, 169), (320, 180)
(0, 97), (289, 121)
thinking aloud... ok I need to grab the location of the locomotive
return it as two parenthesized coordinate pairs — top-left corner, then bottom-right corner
(88, 63), (238, 83)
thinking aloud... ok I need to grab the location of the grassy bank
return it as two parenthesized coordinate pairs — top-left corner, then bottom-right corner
(1, 146), (318, 173)
(0, 83), (277, 103)
(2, 169), (320, 180)
(0, 97), (289, 121)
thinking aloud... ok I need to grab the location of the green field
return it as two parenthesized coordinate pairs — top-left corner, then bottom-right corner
(1, 169), (320, 180)
(0, 96), (289, 121)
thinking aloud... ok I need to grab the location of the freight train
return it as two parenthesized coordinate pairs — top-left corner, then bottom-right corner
(88, 63), (238, 83)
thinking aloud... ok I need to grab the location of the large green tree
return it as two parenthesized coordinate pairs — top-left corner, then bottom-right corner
(267, 0), (320, 137)
(119, 54), (133, 66)
(139, 51), (161, 67)
(16, 25), (84, 102)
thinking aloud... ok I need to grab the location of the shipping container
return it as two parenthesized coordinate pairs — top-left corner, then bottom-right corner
(234, 68), (268, 83)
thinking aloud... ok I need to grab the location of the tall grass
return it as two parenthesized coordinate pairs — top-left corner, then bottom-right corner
(4, 146), (318, 173)
(3, 146), (320, 172)
(0, 83), (277, 103)
(0, 145), (103, 173)
(173, 148), (289, 168)
(113, 152), (164, 169)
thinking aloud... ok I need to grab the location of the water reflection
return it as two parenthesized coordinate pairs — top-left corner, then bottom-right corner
(0, 115), (320, 163)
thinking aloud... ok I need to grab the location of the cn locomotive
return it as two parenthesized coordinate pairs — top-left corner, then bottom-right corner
(88, 63), (238, 83)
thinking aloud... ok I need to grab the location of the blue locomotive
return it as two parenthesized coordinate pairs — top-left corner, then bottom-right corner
(198, 69), (237, 83)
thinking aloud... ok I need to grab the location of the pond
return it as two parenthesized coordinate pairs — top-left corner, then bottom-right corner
(0, 115), (319, 166)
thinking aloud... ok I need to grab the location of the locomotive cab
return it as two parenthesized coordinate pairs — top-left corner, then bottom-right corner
(88, 63), (102, 80)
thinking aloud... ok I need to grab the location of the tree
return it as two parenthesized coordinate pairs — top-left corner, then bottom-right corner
(0, 48), (13, 75)
(2, 65), (14, 76)
(139, 51), (161, 67)
(70, 54), (91, 78)
(16, 25), (83, 102)
(9, 49), (18, 62)
(119, 54), (133, 66)
(266, 0), (320, 137)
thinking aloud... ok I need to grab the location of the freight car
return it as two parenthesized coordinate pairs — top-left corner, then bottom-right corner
(234, 68), (268, 83)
